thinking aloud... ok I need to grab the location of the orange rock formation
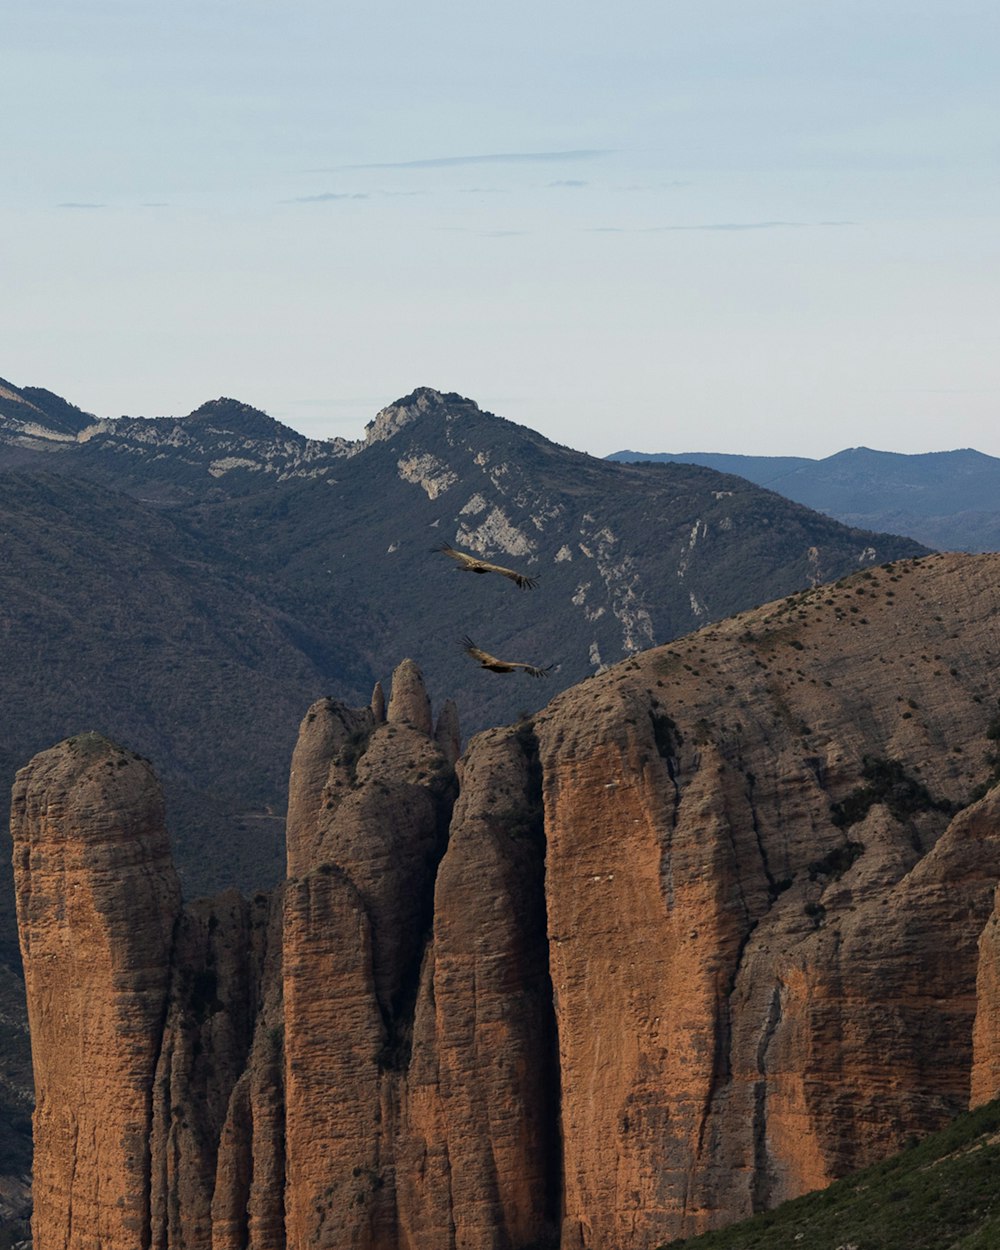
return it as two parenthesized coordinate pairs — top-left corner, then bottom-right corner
(13, 556), (1000, 1248)
(12, 735), (181, 1250)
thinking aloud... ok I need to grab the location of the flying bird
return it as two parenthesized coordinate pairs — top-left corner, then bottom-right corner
(462, 636), (553, 678)
(437, 543), (538, 589)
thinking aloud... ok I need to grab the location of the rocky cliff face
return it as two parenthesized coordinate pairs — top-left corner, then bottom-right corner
(14, 554), (1000, 1249)
(11, 733), (181, 1249)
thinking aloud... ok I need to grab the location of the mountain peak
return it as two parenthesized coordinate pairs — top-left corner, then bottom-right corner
(0, 378), (96, 443)
(364, 387), (481, 447)
(184, 397), (304, 442)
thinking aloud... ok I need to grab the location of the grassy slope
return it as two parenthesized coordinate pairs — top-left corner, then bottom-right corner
(667, 1098), (1000, 1250)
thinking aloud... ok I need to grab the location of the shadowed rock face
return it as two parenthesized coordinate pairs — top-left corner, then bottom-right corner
(972, 883), (1000, 1109)
(13, 555), (1000, 1249)
(397, 723), (560, 1250)
(148, 889), (279, 1250)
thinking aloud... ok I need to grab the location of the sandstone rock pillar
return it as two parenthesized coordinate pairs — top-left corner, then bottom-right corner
(11, 733), (181, 1250)
(386, 659), (433, 735)
(397, 724), (559, 1250)
(285, 698), (374, 877)
(537, 696), (765, 1249)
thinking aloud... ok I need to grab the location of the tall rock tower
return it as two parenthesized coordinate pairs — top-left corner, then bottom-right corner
(12, 733), (181, 1250)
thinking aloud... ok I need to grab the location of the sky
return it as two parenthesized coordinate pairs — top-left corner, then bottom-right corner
(3, 1), (998, 457)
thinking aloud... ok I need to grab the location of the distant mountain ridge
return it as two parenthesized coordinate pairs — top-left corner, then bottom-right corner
(608, 445), (1000, 552)
(0, 386), (361, 503)
(0, 375), (932, 752)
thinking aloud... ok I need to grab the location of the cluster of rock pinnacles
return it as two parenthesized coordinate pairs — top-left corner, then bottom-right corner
(13, 550), (1000, 1249)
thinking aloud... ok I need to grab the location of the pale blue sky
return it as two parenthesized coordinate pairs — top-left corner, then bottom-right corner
(3, 1), (998, 455)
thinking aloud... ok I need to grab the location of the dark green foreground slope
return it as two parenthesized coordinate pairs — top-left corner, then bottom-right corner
(668, 1098), (1000, 1250)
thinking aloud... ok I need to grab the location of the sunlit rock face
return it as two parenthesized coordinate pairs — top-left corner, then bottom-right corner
(12, 733), (181, 1250)
(15, 553), (1000, 1249)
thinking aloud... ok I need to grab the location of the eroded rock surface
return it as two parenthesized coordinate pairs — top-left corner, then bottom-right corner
(14, 555), (1000, 1249)
(398, 724), (559, 1250)
(12, 734), (181, 1250)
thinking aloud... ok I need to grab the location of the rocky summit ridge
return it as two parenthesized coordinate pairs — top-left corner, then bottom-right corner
(0, 381), (483, 497)
(13, 551), (1000, 1249)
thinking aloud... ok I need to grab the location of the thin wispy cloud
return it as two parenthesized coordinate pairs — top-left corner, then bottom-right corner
(57, 202), (107, 209)
(659, 220), (856, 232)
(853, 387), (998, 395)
(659, 220), (808, 231)
(549, 179), (588, 188)
(285, 191), (370, 203)
(284, 189), (425, 203)
(316, 149), (612, 171)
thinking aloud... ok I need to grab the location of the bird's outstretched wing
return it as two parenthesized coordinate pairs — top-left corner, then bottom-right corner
(438, 543), (538, 590)
(462, 635), (502, 667)
(462, 636), (552, 678)
(511, 661), (553, 679)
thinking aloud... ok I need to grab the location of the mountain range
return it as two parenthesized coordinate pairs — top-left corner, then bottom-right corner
(607, 446), (1000, 552)
(0, 378), (928, 852)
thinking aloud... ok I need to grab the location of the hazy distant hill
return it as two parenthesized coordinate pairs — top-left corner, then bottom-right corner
(0, 471), (375, 908)
(608, 446), (1000, 552)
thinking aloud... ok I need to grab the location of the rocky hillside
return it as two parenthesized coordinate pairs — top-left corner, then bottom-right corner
(0, 375), (351, 494)
(5, 379), (926, 718)
(609, 445), (1000, 552)
(13, 552), (1000, 1249)
(0, 376), (94, 457)
(0, 471), (374, 907)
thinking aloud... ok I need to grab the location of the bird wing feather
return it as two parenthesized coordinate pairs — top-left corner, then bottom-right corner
(439, 544), (538, 589)
(511, 662), (553, 678)
(462, 637), (551, 677)
(439, 544), (480, 569)
(461, 636), (500, 666)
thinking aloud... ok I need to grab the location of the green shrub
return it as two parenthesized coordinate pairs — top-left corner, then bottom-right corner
(831, 757), (953, 829)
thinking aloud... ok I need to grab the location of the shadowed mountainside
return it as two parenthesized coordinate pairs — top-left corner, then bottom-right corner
(0, 381), (929, 882)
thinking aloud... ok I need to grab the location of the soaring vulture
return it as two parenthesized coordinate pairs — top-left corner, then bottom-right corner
(437, 543), (538, 590)
(462, 636), (553, 678)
